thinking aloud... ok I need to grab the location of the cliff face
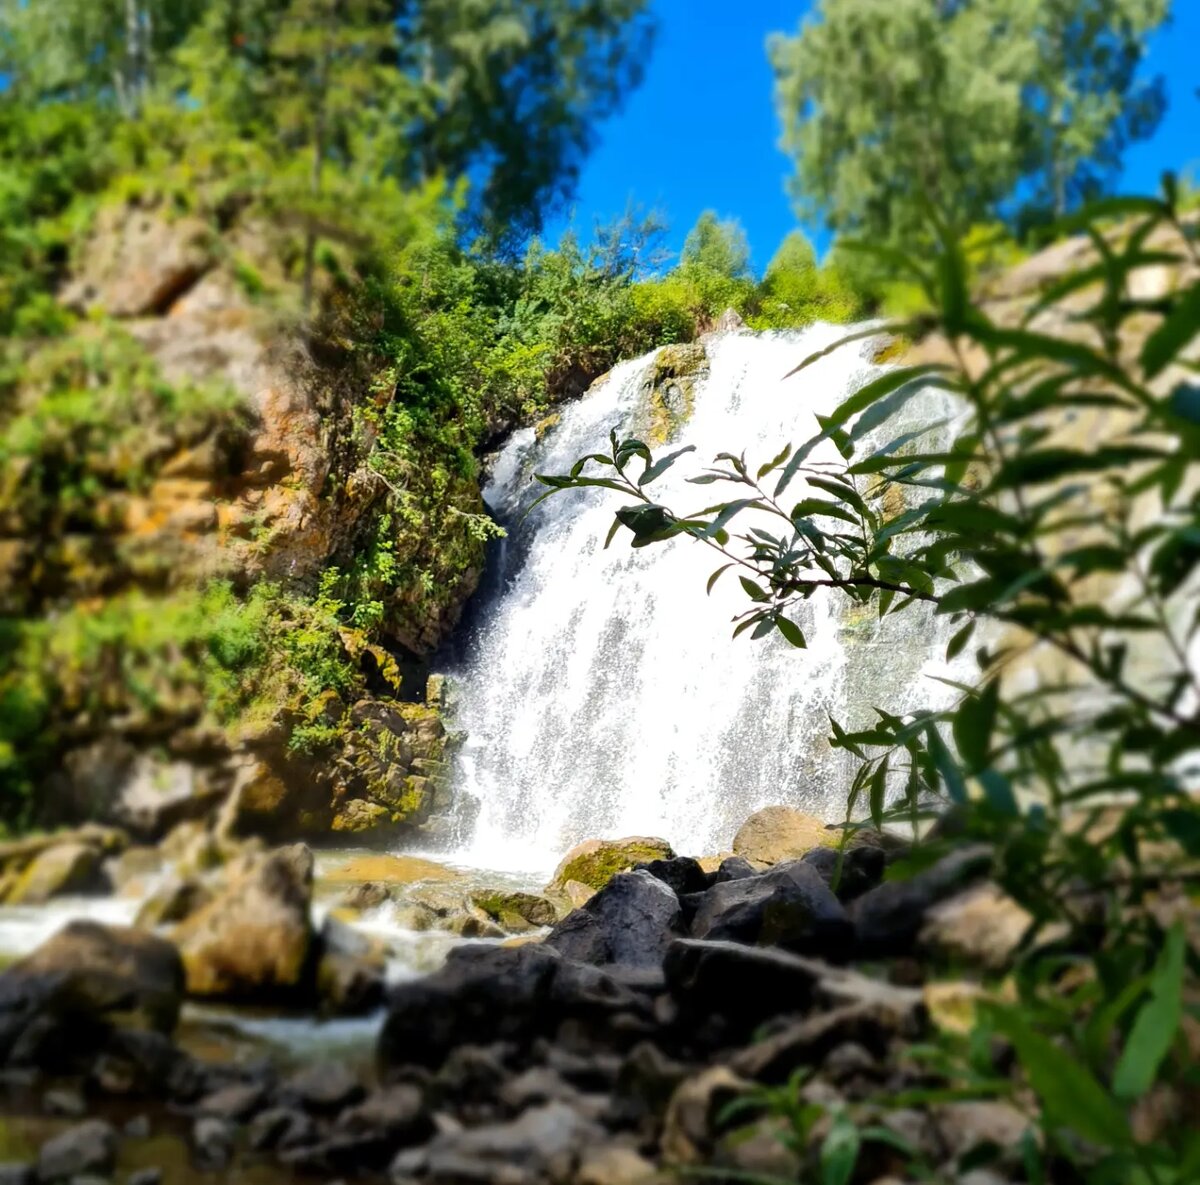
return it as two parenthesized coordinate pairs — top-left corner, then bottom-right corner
(0, 201), (484, 842)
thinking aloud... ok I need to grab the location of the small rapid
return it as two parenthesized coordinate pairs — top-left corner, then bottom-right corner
(447, 325), (962, 872)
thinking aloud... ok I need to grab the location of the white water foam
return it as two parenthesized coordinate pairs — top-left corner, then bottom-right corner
(446, 326), (962, 873)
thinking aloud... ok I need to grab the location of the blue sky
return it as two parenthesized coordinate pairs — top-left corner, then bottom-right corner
(547, 0), (1200, 272)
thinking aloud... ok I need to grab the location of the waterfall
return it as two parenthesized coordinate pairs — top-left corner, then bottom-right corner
(446, 325), (961, 874)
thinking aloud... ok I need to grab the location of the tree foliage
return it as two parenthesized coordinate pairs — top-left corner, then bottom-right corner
(681, 209), (753, 279)
(538, 186), (1200, 1178)
(770, 0), (1170, 243)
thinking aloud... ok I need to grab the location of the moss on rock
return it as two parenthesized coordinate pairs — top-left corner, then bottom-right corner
(636, 342), (709, 446)
(547, 836), (675, 894)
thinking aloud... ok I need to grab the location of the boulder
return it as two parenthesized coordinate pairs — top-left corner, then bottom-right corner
(35, 1120), (117, 1182)
(334, 1084), (431, 1143)
(710, 855), (758, 883)
(471, 889), (559, 930)
(390, 1101), (603, 1184)
(548, 837), (675, 894)
(3, 843), (104, 905)
(800, 845), (886, 901)
(918, 882), (1040, 971)
(281, 1062), (364, 1113)
(171, 844), (314, 1001)
(633, 856), (709, 897)
(6, 920), (184, 1036)
(378, 943), (650, 1073)
(545, 871), (682, 969)
(732, 806), (834, 865)
(661, 1067), (750, 1165)
(135, 879), (212, 930)
(851, 845), (993, 957)
(315, 915), (386, 1016)
(689, 861), (852, 954)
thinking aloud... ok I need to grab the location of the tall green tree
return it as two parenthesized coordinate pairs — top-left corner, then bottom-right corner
(0, 0), (654, 247)
(770, 0), (1169, 242)
(681, 210), (752, 279)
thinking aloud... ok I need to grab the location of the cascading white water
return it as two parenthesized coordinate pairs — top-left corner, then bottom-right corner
(447, 325), (962, 874)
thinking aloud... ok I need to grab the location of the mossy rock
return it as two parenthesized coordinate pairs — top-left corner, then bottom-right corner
(634, 342), (709, 446)
(546, 836), (675, 894)
(471, 889), (559, 929)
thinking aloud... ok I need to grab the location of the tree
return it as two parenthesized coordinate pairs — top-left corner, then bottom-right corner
(0, 0), (655, 248)
(681, 210), (752, 279)
(769, 0), (1169, 242)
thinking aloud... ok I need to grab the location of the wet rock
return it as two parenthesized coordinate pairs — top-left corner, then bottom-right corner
(801, 845), (885, 901)
(339, 882), (394, 913)
(36, 1121), (117, 1182)
(191, 1116), (234, 1170)
(851, 845), (993, 957)
(172, 845), (314, 1001)
(390, 1101), (603, 1183)
(689, 860), (852, 954)
(324, 853), (457, 887)
(732, 806), (836, 865)
(315, 914), (386, 1015)
(104, 846), (163, 896)
(6, 920), (184, 1037)
(471, 890), (559, 930)
(282, 1062), (364, 1113)
(661, 1067), (750, 1165)
(545, 871), (682, 969)
(134, 879), (212, 930)
(195, 1081), (267, 1122)
(547, 838), (675, 894)
(632, 857), (708, 898)
(4, 844), (104, 906)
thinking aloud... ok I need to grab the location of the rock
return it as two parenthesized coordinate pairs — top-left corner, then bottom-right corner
(932, 1100), (1035, 1170)
(545, 871), (681, 969)
(123, 1117), (151, 1139)
(108, 755), (227, 841)
(548, 837), (675, 894)
(689, 860), (852, 954)
(4, 844), (103, 905)
(633, 857), (708, 898)
(918, 882), (1038, 971)
(324, 854), (457, 886)
(43, 1089), (86, 1117)
(851, 845), (993, 957)
(134, 879), (212, 930)
(663, 939), (827, 1034)
(7, 920), (184, 1035)
(191, 1116), (234, 1170)
(801, 845), (885, 901)
(36, 1121), (117, 1182)
(195, 1081), (266, 1121)
(248, 1107), (316, 1153)
(575, 1144), (661, 1185)
(281, 1062), (364, 1113)
(661, 1067), (750, 1165)
(712, 307), (747, 333)
(379, 943), (648, 1072)
(471, 890), (559, 929)
(715, 1118), (802, 1179)
(710, 856), (758, 883)
(0, 1164), (33, 1185)
(335, 1084), (430, 1143)
(562, 880), (596, 909)
(126, 1170), (163, 1185)
(315, 914), (386, 1015)
(732, 806), (834, 865)
(171, 844), (314, 1000)
(338, 882), (394, 913)
(390, 1101), (603, 1183)
(104, 846), (163, 896)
